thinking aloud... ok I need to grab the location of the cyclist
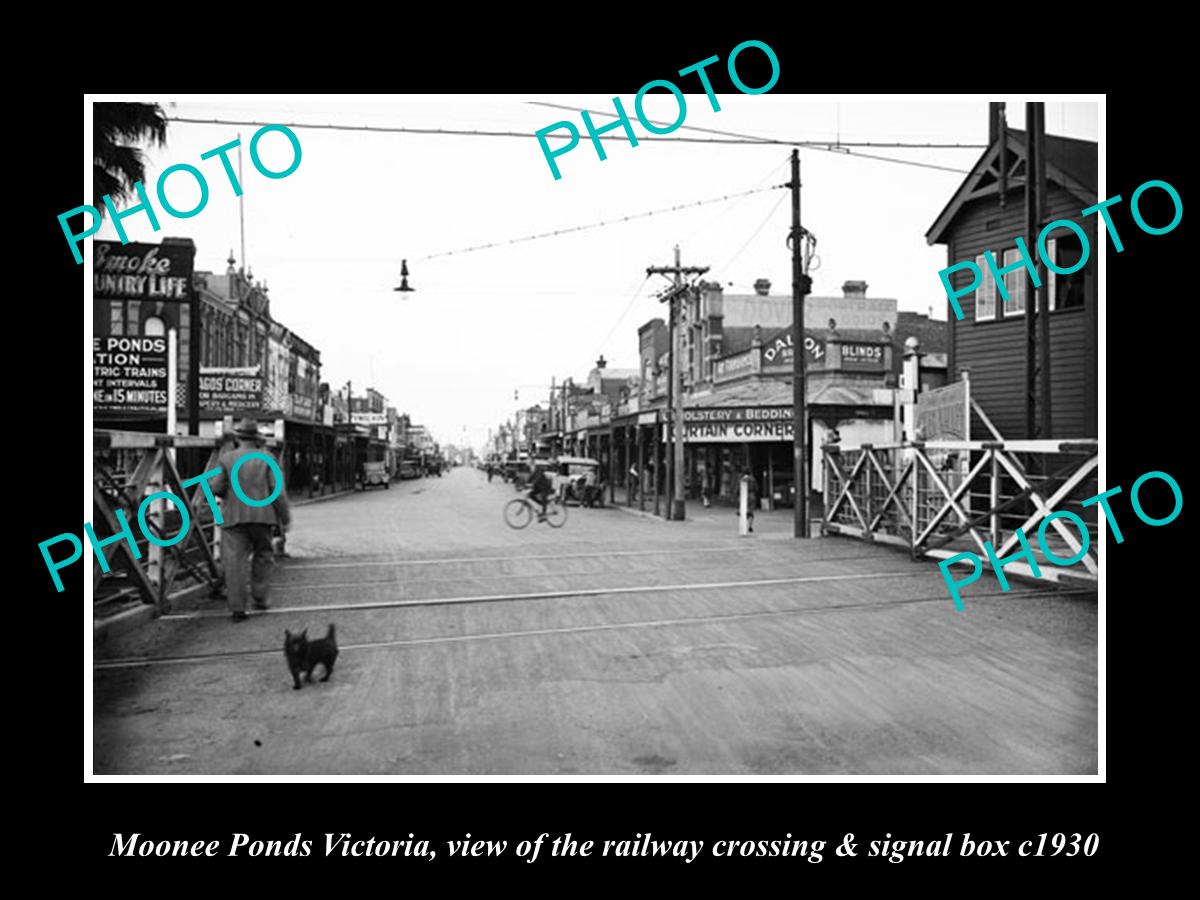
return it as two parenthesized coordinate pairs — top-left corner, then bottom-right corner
(527, 464), (554, 521)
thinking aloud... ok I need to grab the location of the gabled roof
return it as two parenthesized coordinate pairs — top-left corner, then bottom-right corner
(926, 128), (1097, 245)
(895, 312), (948, 354)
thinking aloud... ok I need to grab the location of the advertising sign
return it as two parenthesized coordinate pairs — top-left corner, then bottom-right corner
(916, 380), (970, 442)
(93, 335), (169, 414)
(666, 406), (795, 443)
(93, 241), (194, 302)
(759, 327), (825, 370)
(713, 350), (756, 382)
(351, 411), (389, 426)
(840, 342), (887, 370)
(198, 367), (264, 412)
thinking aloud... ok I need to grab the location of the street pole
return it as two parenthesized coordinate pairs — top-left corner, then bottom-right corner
(671, 246), (685, 522)
(790, 149), (813, 538)
(549, 376), (556, 453)
(1033, 102), (1052, 439)
(647, 247), (708, 522)
(187, 279), (200, 435)
(346, 380), (353, 490)
(665, 294), (675, 517)
(1024, 102), (1038, 442)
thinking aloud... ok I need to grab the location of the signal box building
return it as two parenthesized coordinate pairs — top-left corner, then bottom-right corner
(926, 127), (1098, 440)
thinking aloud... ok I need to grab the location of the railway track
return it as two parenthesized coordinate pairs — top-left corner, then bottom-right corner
(95, 571), (1094, 671)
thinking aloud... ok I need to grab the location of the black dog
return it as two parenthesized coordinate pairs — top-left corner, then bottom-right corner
(284, 624), (338, 690)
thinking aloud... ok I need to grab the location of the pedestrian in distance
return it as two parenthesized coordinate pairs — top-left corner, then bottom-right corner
(213, 418), (292, 622)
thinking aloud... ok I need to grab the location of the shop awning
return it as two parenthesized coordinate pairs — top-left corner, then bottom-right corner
(687, 378), (892, 409)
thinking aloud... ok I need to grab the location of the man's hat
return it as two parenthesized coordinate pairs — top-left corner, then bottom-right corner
(232, 417), (260, 438)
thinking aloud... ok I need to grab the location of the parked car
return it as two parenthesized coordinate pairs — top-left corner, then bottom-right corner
(553, 456), (603, 507)
(360, 461), (390, 490)
(771, 477), (795, 508)
(398, 459), (422, 479)
(504, 459), (532, 488)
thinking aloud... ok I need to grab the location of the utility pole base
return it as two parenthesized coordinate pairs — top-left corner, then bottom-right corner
(671, 499), (686, 521)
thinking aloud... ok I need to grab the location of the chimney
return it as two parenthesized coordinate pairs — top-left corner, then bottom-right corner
(753, 278), (771, 296)
(842, 280), (868, 298)
(596, 355), (607, 370)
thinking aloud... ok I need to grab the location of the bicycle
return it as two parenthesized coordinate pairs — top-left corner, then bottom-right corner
(504, 494), (567, 529)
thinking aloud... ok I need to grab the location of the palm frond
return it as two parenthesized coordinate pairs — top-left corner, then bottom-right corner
(93, 102), (168, 216)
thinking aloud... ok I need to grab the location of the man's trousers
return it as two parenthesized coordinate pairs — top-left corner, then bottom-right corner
(221, 523), (275, 612)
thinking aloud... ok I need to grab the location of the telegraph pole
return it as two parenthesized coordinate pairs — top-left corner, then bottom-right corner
(1024, 103), (1035, 440)
(1033, 103), (1052, 439)
(648, 247), (708, 521)
(789, 149), (814, 538)
(1024, 102), (1050, 441)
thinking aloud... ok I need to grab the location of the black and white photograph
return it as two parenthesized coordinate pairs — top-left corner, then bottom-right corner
(81, 92), (1105, 777)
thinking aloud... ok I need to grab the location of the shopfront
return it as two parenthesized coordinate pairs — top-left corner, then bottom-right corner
(670, 382), (896, 510)
(673, 405), (796, 507)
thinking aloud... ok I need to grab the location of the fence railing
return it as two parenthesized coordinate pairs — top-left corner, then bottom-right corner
(821, 439), (1099, 584)
(92, 430), (282, 616)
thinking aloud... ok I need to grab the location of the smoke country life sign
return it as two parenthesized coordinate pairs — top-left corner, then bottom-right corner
(93, 240), (194, 304)
(199, 367), (264, 413)
(667, 406), (794, 443)
(92, 240), (195, 342)
(93, 335), (169, 414)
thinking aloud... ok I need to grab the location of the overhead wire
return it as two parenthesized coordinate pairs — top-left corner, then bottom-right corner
(417, 182), (787, 261)
(164, 115), (973, 173)
(682, 154), (789, 244)
(593, 274), (652, 363)
(525, 100), (987, 150)
(715, 190), (789, 275)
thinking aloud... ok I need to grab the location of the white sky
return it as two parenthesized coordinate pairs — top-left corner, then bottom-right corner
(89, 96), (1098, 451)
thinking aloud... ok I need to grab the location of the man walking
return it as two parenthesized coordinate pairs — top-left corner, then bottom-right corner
(213, 418), (292, 621)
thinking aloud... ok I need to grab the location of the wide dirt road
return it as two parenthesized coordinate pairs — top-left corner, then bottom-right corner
(92, 467), (1097, 775)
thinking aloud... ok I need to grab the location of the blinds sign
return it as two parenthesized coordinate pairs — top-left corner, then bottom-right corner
(93, 335), (169, 414)
(840, 342), (886, 370)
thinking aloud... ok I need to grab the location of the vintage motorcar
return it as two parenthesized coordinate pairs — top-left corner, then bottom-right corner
(398, 459), (423, 479)
(553, 456), (603, 507)
(360, 461), (390, 490)
(503, 458), (532, 487)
